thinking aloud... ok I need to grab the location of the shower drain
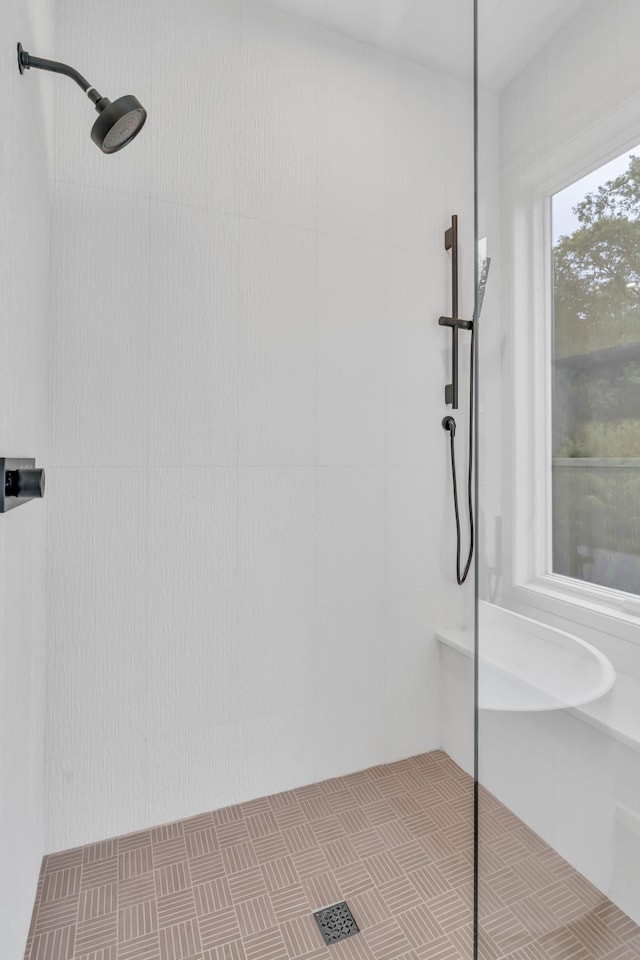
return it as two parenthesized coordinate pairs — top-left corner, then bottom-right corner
(313, 901), (360, 946)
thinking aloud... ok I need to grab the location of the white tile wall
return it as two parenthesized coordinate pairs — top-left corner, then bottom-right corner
(311, 695), (389, 783)
(150, 0), (241, 212)
(238, 218), (317, 466)
(316, 466), (386, 703)
(2, 1), (53, 951)
(147, 467), (237, 736)
(46, 467), (148, 757)
(385, 63), (447, 254)
(146, 721), (237, 831)
(237, 466), (317, 718)
(45, 740), (147, 851)
(240, 3), (319, 229)
(553, 756), (616, 885)
(438, 645), (474, 777)
(46, 0), (475, 851)
(384, 485), (441, 765)
(317, 33), (392, 244)
(317, 234), (389, 466)
(50, 182), (150, 467)
(235, 707), (318, 799)
(386, 249), (447, 466)
(480, 712), (558, 843)
(148, 201), (239, 468)
(265, 0), (326, 19)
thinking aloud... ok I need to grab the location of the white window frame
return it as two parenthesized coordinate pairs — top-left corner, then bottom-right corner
(499, 118), (640, 645)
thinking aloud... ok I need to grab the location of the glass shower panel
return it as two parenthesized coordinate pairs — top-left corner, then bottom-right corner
(476, 1), (640, 957)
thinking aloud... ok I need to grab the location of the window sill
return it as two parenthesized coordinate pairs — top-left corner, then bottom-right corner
(503, 575), (640, 648)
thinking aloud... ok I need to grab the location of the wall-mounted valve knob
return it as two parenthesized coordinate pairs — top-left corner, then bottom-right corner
(6, 468), (46, 499)
(1, 458), (46, 512)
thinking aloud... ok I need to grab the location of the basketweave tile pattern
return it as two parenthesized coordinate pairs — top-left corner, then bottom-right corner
(24, 751), (640, 960)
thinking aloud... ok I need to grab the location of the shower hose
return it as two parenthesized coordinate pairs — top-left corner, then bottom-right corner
(445, 326), (475, 585)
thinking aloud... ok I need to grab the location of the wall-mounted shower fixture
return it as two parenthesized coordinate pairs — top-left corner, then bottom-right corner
(17, 43), (147, 154)
(1, 458), (45, 513)
(439, 215), (477, 586)
(440, 226), (491, 586)
(439, 215), (473, 410)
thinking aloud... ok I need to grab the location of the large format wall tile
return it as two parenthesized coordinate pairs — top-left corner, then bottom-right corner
(317, 234), (389, 466)
(45, 741), (147, 851)
(384, 59), (448, 254)
(149, 200), (239, 468)
(239, 2), (318, 229)
(145, 721), (237, 827)
(316, 466), (386, 705)
(317, 32), (391, 244)
(147, 467), (237, 737)
(386, 248), (448, 467)
(235, 705), (319, 799)
(150, 0), (242, 212)
(51, 182), (150, 467)
(237, 466), (317, 719)
(46, 467), (148, 758)
(238, 217), (317, 466)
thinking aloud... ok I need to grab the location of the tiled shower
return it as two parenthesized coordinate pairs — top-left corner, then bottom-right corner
(3, 0), (640, 958)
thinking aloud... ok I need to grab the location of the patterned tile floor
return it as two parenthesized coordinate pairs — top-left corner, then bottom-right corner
(25, 751), (640, 960)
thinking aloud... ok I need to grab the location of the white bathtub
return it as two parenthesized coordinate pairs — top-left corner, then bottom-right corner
(437, 601), (616, 711)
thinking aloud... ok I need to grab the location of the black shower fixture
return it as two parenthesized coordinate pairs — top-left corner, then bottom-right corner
(440, 215), (475, 586)
(17, 43), (147, 154)
(439, 215), (473, 410)
(1, 458), (45, 513)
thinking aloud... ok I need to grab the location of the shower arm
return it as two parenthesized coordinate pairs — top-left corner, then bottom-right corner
(17, 44), (104, 107)
(439, 214), (473, 410)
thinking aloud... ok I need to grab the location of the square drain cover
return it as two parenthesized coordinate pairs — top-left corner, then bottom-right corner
(313, 901), (360, 946)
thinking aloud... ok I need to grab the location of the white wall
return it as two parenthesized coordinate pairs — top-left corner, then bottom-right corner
(1, 1), (54, 953)
(468, 0), (640, 924)
(45, 0), (475, 851)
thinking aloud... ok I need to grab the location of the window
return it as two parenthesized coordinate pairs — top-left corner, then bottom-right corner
(551, 147), (640, 596)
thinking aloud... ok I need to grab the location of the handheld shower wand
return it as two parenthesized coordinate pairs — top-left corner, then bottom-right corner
(442, 347), (475, 586)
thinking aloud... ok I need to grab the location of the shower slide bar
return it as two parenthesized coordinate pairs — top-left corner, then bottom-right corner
(439, 214), (473, 409)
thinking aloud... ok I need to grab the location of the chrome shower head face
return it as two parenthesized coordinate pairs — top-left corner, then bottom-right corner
(91, 95), (147, 154)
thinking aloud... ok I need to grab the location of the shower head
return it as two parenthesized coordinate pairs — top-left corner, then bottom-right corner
(91, 95), (147, 154)
(17, 43), (147, 154)
(475, 256), (492, 321)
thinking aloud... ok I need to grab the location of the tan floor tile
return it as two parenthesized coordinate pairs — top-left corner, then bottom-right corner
(24, 751), (640, 960)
